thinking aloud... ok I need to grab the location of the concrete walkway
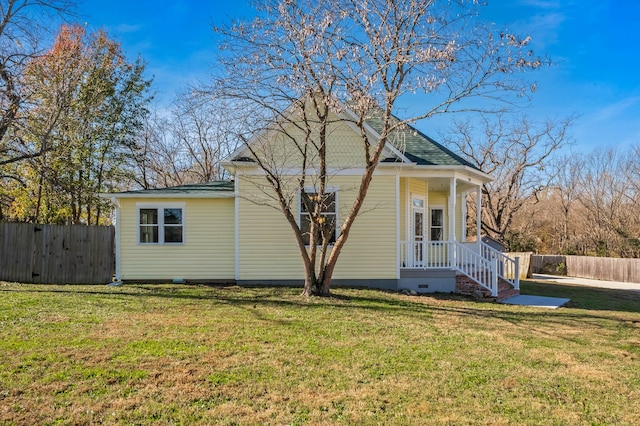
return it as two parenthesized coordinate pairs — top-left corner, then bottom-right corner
(500, 294), (571, 309)
(532, 274), (640, 291)
(499, 273), (640, 309)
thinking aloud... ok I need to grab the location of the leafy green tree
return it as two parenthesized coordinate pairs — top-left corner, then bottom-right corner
(4, 24), (151, 224)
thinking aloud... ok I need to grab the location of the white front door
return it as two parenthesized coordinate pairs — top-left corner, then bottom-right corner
(411, 197), (425, 267)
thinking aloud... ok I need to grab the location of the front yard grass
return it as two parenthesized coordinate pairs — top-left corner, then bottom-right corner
(1, 280), (639, 425)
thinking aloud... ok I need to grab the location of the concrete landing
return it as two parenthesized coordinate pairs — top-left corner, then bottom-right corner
(500, 294), (571, 309)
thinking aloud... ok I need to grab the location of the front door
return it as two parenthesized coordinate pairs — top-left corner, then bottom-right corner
(412, 197), (425, 267)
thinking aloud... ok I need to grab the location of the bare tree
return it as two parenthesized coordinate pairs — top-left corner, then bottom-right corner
(129, 92), (241, 189)
(579, 147), (638, 257)
(212, 0), (544, 296)
(547, 153), (586, 253)
(443, 113), (573, 245)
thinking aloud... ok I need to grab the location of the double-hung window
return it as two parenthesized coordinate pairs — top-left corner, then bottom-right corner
(430, 208), (444, 241)
(138, 204), (184, 244)
(300, 190), (337, 246)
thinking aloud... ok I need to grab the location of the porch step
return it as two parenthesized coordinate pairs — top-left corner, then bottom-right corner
(455, 274), (519, 301)
(496, 286), (520, 302)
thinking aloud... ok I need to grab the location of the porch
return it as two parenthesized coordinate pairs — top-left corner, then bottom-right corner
(397, 174), (519, 299)
(398, 240), (520, 299)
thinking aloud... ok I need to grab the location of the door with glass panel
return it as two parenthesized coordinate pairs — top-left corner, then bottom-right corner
(429, 207), (445, 265)
(411, 198), (425, 267)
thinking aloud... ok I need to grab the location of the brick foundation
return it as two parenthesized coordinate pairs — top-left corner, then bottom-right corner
(455, 274), (520, 301)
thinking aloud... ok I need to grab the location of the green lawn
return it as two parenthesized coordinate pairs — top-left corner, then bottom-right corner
(1, 280), (639, 425)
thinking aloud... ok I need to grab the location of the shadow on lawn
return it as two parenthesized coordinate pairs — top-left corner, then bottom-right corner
(3, 282), (639, 333)
(519, 280), (640, 314)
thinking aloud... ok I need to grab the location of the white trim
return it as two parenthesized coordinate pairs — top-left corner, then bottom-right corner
(448, 178), (457, 242)
(110, 193), (234, 199)
(410, 193), (427, 267)
(298, 186), (339, 246)
(405, 180), (410, 244)
(428, 205), (445, 241)
(461, 191), (468, 241)
(476, 185), (482, 249)
(395, 174), (400, 280)
(410, 194), (426, 240)
(224, 162), (411, 178)
(136, 202), (186, 245)
(111, 197), (121, 281)
(234, 178), (240, 281)
(397, 166), (493, 183)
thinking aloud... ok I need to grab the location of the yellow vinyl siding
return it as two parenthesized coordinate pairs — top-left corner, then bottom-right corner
(251, 112), (370, 170)
(237, 175), (302, 280)
(408, 178), (427, 197)
(332, 174), (396, 279)
(119, 198), (235, 280)
(428, 191), (447, 205)
(237, 174), (397, 280)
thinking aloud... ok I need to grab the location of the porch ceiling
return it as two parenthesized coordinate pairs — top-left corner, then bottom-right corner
(417, 177), (479, 193)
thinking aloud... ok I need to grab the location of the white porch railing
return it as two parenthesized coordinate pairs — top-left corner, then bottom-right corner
(477, 242), (520, 291)
(399, 240), (520, 297)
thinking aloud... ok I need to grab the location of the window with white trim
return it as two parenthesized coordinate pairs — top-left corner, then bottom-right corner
(430, 208), (444, 241)
(138, 205), (184, 244)
(300, 191), (337, 246)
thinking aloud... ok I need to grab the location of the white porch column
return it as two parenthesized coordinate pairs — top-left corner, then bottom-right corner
(396, 174), (400, 279)
(461, 191), (468, 241)
(476, 185), (482, 249)
(449, 177), (456, 241)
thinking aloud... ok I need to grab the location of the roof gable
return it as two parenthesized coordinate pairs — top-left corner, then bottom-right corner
(224, 99), (410, 168)
(226, 99), (478, 172)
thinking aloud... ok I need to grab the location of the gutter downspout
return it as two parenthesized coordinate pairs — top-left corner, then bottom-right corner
(234, 177), (240, 282)
(111, 196), (121, 282)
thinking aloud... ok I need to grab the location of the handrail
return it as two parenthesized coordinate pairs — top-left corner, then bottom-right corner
(399, 240), (499, 296)
(478, 243), (520, 290)
(454, 241), (498, 296)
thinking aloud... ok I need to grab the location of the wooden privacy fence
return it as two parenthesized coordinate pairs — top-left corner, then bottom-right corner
(0, 222), (114, 284)
(532, 254), (640, 284)
(504, 252), (533, 279)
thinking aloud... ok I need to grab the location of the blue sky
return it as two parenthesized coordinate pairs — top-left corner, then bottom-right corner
(79, 0), (640, 151)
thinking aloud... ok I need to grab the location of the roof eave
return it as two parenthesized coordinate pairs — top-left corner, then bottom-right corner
(401, 164), (494, 183)
(104, 192), (235, 199)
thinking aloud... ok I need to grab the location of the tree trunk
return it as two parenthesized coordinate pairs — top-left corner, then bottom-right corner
(301, 267), (331, 297)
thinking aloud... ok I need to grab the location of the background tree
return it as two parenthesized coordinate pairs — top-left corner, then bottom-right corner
(212, 0), (544, 296)
(0, 0), (76, 218)
(578, 147), (638, 257)
(0, 0), (75, 168)
(2, 24), (151, 224)
(443, 113), (573, 246)
(129, 92), (239, 189)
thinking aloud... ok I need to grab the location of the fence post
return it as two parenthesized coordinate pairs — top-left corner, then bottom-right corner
(514, 256), (520, 290)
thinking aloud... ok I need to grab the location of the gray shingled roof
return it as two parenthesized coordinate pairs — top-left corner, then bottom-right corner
(115, 180), (234, 197)
(365, 114), (479, 170)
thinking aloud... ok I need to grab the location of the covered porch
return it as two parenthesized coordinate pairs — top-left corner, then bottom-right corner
(396, 173), (519, 298)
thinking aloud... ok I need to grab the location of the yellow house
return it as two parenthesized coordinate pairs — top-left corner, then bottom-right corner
(107, 105), (520, 299)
